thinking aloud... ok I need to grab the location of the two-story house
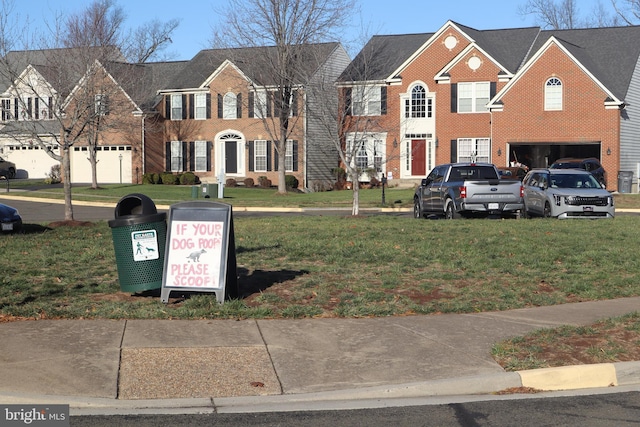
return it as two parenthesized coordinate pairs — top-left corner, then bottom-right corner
(0, 47), (156, 184)
(338, 21), (640, 192)
(150, 43), (350, 190)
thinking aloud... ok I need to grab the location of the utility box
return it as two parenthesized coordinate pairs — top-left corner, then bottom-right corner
(160, 201), (237, 304)
(108, 194), (167, 293)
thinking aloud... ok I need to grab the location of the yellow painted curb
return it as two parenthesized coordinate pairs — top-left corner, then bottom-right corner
(518, 363), (617, 391)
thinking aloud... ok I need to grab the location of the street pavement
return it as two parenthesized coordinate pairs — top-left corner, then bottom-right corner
(1, 193), (640, 416)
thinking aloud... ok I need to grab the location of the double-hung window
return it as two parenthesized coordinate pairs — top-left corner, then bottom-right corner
(170, 141), (183, 172)
(171, 95), (182, 120)
(194, 93), (207, 119)
(254, 140), (268, 172)
(254, 90), (267, 119)
(223, 93), (237, 119)
(285, 140), (294, 171)
(458, 82), (490, 113)
(457, 138), (490, 163)
(194, 141), (207, 171)
(352, 86), (381, 116)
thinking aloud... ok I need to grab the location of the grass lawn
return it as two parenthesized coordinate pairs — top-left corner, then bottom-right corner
(2, 214), (640, 321)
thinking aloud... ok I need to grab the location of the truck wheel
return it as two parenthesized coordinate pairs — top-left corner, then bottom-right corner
(445, 200), (460, 219)
(543, 202), (552, 218)
(413, 199), (424, 219)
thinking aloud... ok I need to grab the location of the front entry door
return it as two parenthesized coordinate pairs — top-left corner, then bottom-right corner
(225, 141), (237, 174)
(411, 140), (426, 176)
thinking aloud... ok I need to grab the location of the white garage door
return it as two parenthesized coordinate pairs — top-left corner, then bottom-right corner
(71, 146), (132, 184)
(1, 143), (59, 179)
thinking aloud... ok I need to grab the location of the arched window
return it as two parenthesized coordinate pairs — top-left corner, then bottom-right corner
(411, 85), (426, 118)
(223, 92), (237, 119)
(545, 78), (562, 111)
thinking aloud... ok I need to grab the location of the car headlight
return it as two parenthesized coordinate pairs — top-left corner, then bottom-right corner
(553, 194), (563, 206)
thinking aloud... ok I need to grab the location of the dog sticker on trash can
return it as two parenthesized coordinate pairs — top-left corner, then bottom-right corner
(132, 230), (160, 261)
(161, 201), (237, 304)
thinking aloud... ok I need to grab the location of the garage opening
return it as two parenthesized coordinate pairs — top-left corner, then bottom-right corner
(507, 142), (601, 170)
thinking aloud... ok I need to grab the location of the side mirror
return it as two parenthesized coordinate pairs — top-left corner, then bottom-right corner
(421, 178), (430, 186)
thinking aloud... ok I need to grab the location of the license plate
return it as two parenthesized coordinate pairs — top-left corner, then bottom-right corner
(583, 206), (594, 212)
(1, 222), (13, 231)
(488, 203), (499, 210)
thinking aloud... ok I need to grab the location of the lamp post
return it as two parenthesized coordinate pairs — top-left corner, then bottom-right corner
(381, 173), (387, 205)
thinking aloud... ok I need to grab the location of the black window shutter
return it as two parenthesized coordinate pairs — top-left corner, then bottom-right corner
(237, 93), (242, 118)
(165, 95), (171, 119)
(380, 86), (387, 115)
(206, 93), (211, 119)
(34, 98), (39, 120)
(182, 141), (188, 171)
(189, 142), (195, 171)
(165, 141), (171, 170)
(293, 140), (298, 171)
(291, 90), (298, 116)
(450, 140), (458, 163)
(248, 92), (254, 118)
(189, 94), (194, 119)
(490, 82), (497, 100)
(181, 95), (187, 119)
(451, 84), (457, 113)
(217, 94), (223, 118)
(266, 94), (272, 117)
(248, 141), (254, 171)
(48, 97), (53, 119)
(267, 141), (273, 171)
(345, 88), (352, 116)
(206, 141), (212, 171)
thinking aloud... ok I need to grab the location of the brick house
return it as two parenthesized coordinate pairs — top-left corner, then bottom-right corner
(0, 47), (152, 183)
(338, 21), (640, 192)
(149, 43), (350, 190)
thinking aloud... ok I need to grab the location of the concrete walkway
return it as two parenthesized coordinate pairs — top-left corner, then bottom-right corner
(1, 298), (640, 415)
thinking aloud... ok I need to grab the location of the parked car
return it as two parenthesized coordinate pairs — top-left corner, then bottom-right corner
(414, 163), (523, 219)
(0, 156), (16, 179)
(549, 157), (607, 187)
(522, 169), (614, 219)
(0, 203), (22, 232)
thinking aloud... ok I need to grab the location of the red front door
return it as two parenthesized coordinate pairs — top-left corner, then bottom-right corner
(411, 140), (426, 176)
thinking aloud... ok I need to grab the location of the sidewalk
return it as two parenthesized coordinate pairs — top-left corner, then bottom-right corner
(1, 297), (640, 415)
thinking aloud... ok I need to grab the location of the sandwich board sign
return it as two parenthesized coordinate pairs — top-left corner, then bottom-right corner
(161, 201), (237, 304)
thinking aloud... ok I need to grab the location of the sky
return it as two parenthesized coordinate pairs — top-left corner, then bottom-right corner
(16, 0), (610, 61)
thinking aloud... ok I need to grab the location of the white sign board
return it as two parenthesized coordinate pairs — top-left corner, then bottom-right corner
(161, 201), (237, 303)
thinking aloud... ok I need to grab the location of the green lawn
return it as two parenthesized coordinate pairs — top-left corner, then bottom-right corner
(2, 214), (640, 320)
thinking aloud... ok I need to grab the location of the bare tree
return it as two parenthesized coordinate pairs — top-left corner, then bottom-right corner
(518, 0), (582, 29)
(212, 0), (356, 194)
(611, 0), (640, 24)
(519, 0), (639, 28)
(309, 33), (399, 215)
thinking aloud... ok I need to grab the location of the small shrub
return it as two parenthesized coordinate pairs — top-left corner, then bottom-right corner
(369, 177), (380, 188)
(179, 172), (199, 185)
(258, 176), (272, 188)
(226, 178), (237, 187)
(161, 172), (178, 185)
(44, 164), (61, 184)
(243, 177), (255, 188)
(285, 175), (299, 189)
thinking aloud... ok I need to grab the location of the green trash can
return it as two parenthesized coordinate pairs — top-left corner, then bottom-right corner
(108, 194), (167, 293)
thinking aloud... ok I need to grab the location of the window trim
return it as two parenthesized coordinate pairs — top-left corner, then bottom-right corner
(194, 93), (207, 120)
(194, 140), (208, 171)
(223, 92), (237, 119)
(456, 137), (491, 163)
(544, 77), (563, 111)
(171, 95), (182, 120)
(457, 82), (490, 113)
(254, 139), (268, 172)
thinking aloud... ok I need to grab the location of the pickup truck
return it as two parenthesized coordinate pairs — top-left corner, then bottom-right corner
(413, 163), (524, 219)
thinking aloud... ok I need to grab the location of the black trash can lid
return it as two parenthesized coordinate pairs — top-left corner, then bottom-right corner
(114, 193), (158, 218)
